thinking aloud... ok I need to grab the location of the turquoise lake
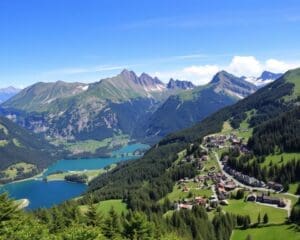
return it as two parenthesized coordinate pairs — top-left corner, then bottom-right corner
(0, 180), (87, 210)
(0, 143), (149, 210)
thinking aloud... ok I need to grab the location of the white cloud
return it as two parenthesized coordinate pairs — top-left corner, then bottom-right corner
(182, 65), (220, 84)
(153, 56), (300, 85)
(227, 56), (262, 76)
(265, 59), (298, 73)
(154, 65), (220, 85)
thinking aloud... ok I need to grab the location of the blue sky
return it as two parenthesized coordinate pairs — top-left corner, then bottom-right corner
(1, 0), (300, 88)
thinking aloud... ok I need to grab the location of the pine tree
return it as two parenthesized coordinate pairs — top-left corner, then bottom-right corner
(85, 200), (102, 227)
(257, 213), (261, 225)
(0, 192), (20, 223)
(123, 212), (154, 240)
(263, 213), (269, 224)
(103, 207), (121, 239)
(296, 184), (300, 195)
(246, 234), (253, 240)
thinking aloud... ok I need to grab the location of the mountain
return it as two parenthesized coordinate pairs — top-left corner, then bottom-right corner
(0, 70), (183, 142)
(1, 70), (260, 144)
(141, 71), (257, 138)
(211, 70), (258, 98)
(166, 78), (195, 90)
(0, 86), (20, 103)
(0, 116), (58, 183)
(2, 81), (89, 112)
(243, 70), (283, 87)
(87, 67), (300, 208)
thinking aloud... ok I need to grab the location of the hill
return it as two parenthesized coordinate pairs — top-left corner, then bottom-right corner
(1, 70), (258, 148)
(0, 70), (186, 143)
(87, 67), (300, 204)
(0, 116), (58, 183)
(141, 71), (257, 138)
(0, 86), (20, 103)
(243, 70), (282, 87)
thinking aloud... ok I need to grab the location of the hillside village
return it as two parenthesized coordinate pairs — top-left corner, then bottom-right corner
(171, 130), (290, 214)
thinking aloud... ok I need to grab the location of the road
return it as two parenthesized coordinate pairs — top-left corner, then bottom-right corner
(200, 143), (299, 215)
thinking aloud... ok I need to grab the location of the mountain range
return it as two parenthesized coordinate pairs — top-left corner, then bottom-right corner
(0, 115), (58, 183)
(88, 67), (300, 205)
(243, 70), (282, 87)
(0, 86), (20, 103)
(0, 69), (279, 145)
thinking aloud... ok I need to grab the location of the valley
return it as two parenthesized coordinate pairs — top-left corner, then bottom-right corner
(0, 143), (149, 209)
(0, 65), (298, 239)
(1, 1), (300, 239)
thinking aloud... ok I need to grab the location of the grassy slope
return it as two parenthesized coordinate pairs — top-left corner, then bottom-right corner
(80, 199), (127, 215)
(87, 69), (300, 240)
(223, 200), (288, 224)
(231, 224), (300, 240)
(0, 116), (57, 172)
(162, 184), (212, 202)
(52, 134), (130, 155)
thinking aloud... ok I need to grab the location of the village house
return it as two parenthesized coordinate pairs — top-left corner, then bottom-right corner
(247, 193), (286, 207)
(267, 181), (284, 192)
(175, 203), (193, 211)
(256, 194), (286, 207)
(223, 165), (265, 187)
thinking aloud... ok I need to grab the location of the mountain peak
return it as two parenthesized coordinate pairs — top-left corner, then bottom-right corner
(120, 69), (138, 79)
(243, 71), (283, 87)
(0, 86), (21, 93)
(260, 71), (282, 81)
(210, 70), (235, 84)
(167, 78), (195, 90)
(210, 70), (257, 99)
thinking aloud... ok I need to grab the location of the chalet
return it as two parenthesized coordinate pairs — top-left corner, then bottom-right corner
(194, 196), (207, 206)
(246, 194), (256, 202)
(220, 200), (229, 206)
(175, 203), (193, 210)
(224, 182), (236, 191)
(256, 194), (286, 207)
(210, 199), (218, 208)
(221, 155), (229, 163)
(267, 181), (283, 192)
(223, 165), (265, 187)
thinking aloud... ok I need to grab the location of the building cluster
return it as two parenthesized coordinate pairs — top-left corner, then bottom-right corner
(247, 193), (286, 207)
(223, 165), (265, 188)
(174, 196), (208, 211)
(222, 162), (283, 191)
(204, 134), (250, 154)
(176, 168), (238, 211)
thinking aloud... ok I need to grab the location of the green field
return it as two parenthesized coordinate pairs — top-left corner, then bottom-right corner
(47, 169), (105, 182)
(160, 184), (213, 203)
(47, 163), (117, 182)
(261, 152), (300, 167)
(0, 140), (8, 147)
(219, 110), (255, 141)
(80, 199), (127, 215)
(223, 199), (288, 224)
(221, 121), (233, 134)
(1, 162), (37, 181)
(289, 183), (299, 195)
(51, 134), (130, 155)
(231, 224), (300, 240)
(12, 138), (22, 147)
(0, 124), (8, 135)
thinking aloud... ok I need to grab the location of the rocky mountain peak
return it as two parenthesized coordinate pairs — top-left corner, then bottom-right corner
(167, 78), (195, 90)
(260, 71), (282, 81)
(120, 69), (139, 82)
(210, 70), (258, 99)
